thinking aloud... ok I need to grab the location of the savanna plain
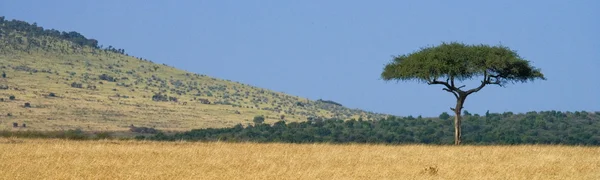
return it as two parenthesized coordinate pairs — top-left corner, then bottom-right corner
(1, 138), (599, 180)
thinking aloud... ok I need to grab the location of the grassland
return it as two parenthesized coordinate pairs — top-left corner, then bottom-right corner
(0, 18), (387, 132)
(1, 138), (599, 180)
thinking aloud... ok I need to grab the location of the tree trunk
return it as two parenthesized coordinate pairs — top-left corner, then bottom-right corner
(453, 95), (467, 145)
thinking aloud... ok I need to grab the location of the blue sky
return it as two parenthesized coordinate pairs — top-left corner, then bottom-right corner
(1, 0), (599, 117)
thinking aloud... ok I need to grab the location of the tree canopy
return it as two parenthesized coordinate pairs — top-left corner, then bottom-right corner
(381, 42), (545, 96)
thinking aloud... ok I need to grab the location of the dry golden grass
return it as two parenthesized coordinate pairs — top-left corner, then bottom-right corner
(1, 138), (599, 180)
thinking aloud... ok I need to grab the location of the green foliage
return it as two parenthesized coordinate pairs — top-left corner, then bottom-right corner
(1, 71), (5, 78)
(129, 125), (160, 134)
(381, 42), (545, 86)
(9, 95), (15, 100)
(58, 129), (88, 140)
(94, 131), (113, 140)
(0, 129), (89, 140)
(463, 110), (471, 116)
(148, 111), (600, 145)
(439, 112), (451, 120)
(253, 115), (265, 124)
(317, 99), (343, 106)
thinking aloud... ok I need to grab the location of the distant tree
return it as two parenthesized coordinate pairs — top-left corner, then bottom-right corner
(253, 115), (265, 124)
(317, 99), (343, 106)
(463, 110), (472, 116)
(381, 42), (545, 145)
(439, 112), (451, 120)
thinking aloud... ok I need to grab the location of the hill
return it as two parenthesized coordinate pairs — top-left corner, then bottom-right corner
(0, 17), (389, 131)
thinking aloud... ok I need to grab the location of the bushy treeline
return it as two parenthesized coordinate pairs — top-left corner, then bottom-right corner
(144, 110), (600, 145)
(0, 16), (124, 54)
(0, 129), (112, 140)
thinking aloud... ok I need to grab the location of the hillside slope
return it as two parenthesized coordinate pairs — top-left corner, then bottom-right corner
(0, 17), (388, 131)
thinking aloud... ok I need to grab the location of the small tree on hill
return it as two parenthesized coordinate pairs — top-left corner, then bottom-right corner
(381, 42), (545, 145)
(253, 115), (265, 124)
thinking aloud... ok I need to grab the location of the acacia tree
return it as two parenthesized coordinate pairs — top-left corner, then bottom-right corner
(381, 42), (545, 145)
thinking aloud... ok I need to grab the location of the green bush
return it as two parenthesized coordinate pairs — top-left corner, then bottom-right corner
(58, 129), (88, 140)
(95, 132), (112, 139)
(70, 82), (83, 88)
(439, 112), (450, 120)
(253, 115), (265, 124)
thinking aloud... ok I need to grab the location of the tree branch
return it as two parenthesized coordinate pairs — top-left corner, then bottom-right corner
(466, 70), (506, 95)
(428, 76), (465, 99)
(465, 71), (488, 95)
(428, 79), (458, 92)
(443, 88), (459, 99)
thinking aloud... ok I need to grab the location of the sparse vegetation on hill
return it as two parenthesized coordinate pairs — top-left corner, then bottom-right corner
(0, 17), (388, 131)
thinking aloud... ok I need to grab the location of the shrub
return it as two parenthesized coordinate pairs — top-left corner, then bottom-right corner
(99, 74), (116, 82)
(134, 135), (147, 140)
(439, 112), (450, 120)
(24, 102), (31, 108)
(95, 132), (112, 139)
(70, 82), (83, 88)
(129, 126), (159, 134)
(48, 92), (56, 97)
(9, 95), (15, 100)
(253, 115), (265, 124)
(151, 93), (168, 102)
(1, 72), (5, 78)
(58, 129), (87, 140)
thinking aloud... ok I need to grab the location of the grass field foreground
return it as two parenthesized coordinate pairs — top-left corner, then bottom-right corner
(1, 138), (599, 179)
